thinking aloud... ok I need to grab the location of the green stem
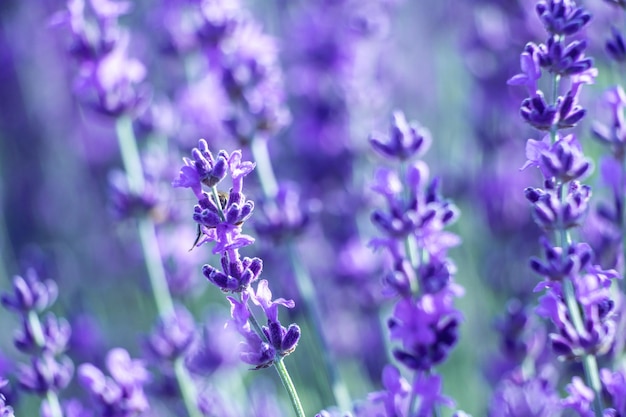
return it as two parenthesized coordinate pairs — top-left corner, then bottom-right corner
(555, 191), (604, 416)
(115, 116), (145, 193)
(250, 138), (278, 198)
(27, 310), (46, 347)
(115, 116), (202, 417)
(274, 357), (306, 417)
(45, 390), (63, 417)
(546, 71), (604, 416)
(136, 218), (175, 317)
(562, 280), (605, 416)
(174, 358), (202, 417)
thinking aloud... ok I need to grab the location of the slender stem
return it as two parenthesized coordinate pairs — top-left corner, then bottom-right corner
(274, 357), (306, 417)
(27, 310), (46, 347)
(45, 390), (63, 417)
(555, 188), (604, 416)
(545, 70), (604, 416)
(562, 279), (605, 415)
(136, 218), (175, 317)
(174, 358), (201, 417)
(115, 116), (145, 193)
(250, 138), (278, 199)
(250, 138), (351, 410)
(115, 116), (202, 417)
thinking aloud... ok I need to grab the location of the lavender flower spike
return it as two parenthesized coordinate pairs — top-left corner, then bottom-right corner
(2, 269), (73, 417)
(78, 348), (150, 416)
(175, 142), (305, 417)
(508, 1), (612, 416)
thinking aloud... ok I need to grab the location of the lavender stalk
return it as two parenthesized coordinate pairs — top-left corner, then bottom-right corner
(173, 142), (305, 417)
(363, 111), (463, 417)
(115, 116), (201, 417)
(508, 1), (618, 415)
(1, 270), (73, 417)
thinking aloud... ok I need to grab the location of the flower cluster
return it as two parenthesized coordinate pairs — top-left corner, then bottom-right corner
(78, 348), (150, 416)
(160, 0), (289, 144)
(359, 111), (464, 416)
(51, 0), (149, 117)
(1, 270), (73, 417)
(173, 141), (301, 370)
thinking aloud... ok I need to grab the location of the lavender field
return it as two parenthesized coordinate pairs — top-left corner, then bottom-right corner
(1, 0), (625, 416)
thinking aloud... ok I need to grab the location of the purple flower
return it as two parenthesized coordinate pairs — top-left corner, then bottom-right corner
(146, 305), (197, 362)
(254, 182), (312, 243)
(108, 170), (164, 221)
(250, 280), (295, 324)
(600, 367), (626, 413)
(412, 372), (455, 417)
(1, 270), (58, 313)
(606, 26), (626, 62)
(529, 237), (592, 282)
(251, 281), (300, 356)
(226, 295), (275, 369)
(14, 313), (72, 355)
(49, 0), (131, 61)
(489, 368), (562, 417)
(538, 37), (594, 76)
(388, 296), (461, 371)
(525, 181), (592, 231)
(73, 34), (149, 117)
(561, 377), (594, 417)
(17, 353), (74, 395)
(369, 111), (432, 161)
(367, 365), (410, 417)
(520, 91), (558, 130)
(521, 134), (592, 182)
(535, 0), (591, 35)
(202, 254), (262, 292)
(508, 48), (542, 95)
(591, 86), (626, 154)
(78, 348), (150, 416)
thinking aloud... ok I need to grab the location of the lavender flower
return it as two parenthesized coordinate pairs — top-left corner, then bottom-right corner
(174, 141), (304, 415)
(78, 348), (150, 417)
(367, 111), (463, 416)
(52, 0), (149, 117)
(605, 27), (626, 62)
(600, 366), (626, 414)
(489, 368), (562, 417)
(508, 1), (617, 415)
(562, 377), (594, 417)
(1, 270), (73, 417)
(145, 305), (197, 362)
